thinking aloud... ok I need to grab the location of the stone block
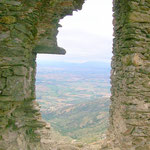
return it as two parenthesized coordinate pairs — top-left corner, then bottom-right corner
(0, 96), (13, 101)
(0, 78), (5, 90)
(131, 53), (144, 66)
(2, 76), (26, 100)
(2, 68), (13, 77)
(129, 12), (150, 23)
(0, 57), (27, 66)
(122, 55), (131, 66)
(0, 0), (21, 6)
(14, 24), (29, 35)
(135, 145), (150, 150)
(0, 31), (10, 42)
(13, 66), (27, 76)
(0, 16), (16, 24)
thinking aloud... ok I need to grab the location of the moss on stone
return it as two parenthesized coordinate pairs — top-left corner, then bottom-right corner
(0, 16), (16, 24)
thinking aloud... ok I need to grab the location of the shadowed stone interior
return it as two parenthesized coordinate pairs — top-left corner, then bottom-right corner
(0, 0), (150, 149)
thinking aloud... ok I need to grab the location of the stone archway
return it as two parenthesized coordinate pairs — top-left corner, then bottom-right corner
(0, 0), (150, 149)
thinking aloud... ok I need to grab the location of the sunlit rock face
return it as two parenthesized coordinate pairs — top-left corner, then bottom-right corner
(0, 0), (84, 149)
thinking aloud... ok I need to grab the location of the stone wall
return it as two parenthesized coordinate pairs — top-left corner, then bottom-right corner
(106, 0), (150, 149)
(0, 0), (84, 149)
(1, 0), (150, 149)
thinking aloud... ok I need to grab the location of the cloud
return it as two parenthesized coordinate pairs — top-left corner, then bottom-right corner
(37, 0), (113, 63)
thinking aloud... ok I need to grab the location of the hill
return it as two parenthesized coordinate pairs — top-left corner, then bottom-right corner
(36, 61), (111, 143)
(42, 98), (109, 143)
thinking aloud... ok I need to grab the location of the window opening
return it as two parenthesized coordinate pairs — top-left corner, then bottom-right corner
(36, 0), (113, 144)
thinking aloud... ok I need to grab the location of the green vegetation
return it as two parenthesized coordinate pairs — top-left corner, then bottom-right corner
(36, 61), (111, 143)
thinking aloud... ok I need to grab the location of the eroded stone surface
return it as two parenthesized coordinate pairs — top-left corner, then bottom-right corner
(0, 0), (150, 149)
(104, 0), (150, 149)
(0, 0), (84, 149)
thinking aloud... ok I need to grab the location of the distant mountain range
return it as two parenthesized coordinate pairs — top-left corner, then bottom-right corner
(37, 61), (111, 69)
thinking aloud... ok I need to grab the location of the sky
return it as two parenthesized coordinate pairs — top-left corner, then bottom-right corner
(37, 0), (113, 63)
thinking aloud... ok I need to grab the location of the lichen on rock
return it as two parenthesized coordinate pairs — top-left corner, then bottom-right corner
(1, 0), (150, 149)
(0, 0), (85, 149)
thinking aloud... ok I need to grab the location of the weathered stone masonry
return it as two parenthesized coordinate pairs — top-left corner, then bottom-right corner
(0, 0), (150, 150)
(0, 0), (84, 149)
(106, 0), (150, 149)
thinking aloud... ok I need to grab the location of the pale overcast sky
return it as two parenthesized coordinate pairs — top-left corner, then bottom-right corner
(37, 0), (113, 63)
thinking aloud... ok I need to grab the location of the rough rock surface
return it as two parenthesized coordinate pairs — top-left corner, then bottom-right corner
(103, 0), (150, 149)
(0, 0), (84, 149)
(0, 0), (150, 150)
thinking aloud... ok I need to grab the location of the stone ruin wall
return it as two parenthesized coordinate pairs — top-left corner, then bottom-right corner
(0, 0), (150, 150)
(0, 0), (84, 149)
(107, 0), (150, 149)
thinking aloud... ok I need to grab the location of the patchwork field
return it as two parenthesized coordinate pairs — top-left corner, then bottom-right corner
(36, 61), (111, 143)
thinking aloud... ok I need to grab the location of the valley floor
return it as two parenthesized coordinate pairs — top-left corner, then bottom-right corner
(36, 62), (111, 149)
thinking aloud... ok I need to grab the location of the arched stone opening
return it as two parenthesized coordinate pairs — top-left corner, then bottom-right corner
(0, 0), (150, 149)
